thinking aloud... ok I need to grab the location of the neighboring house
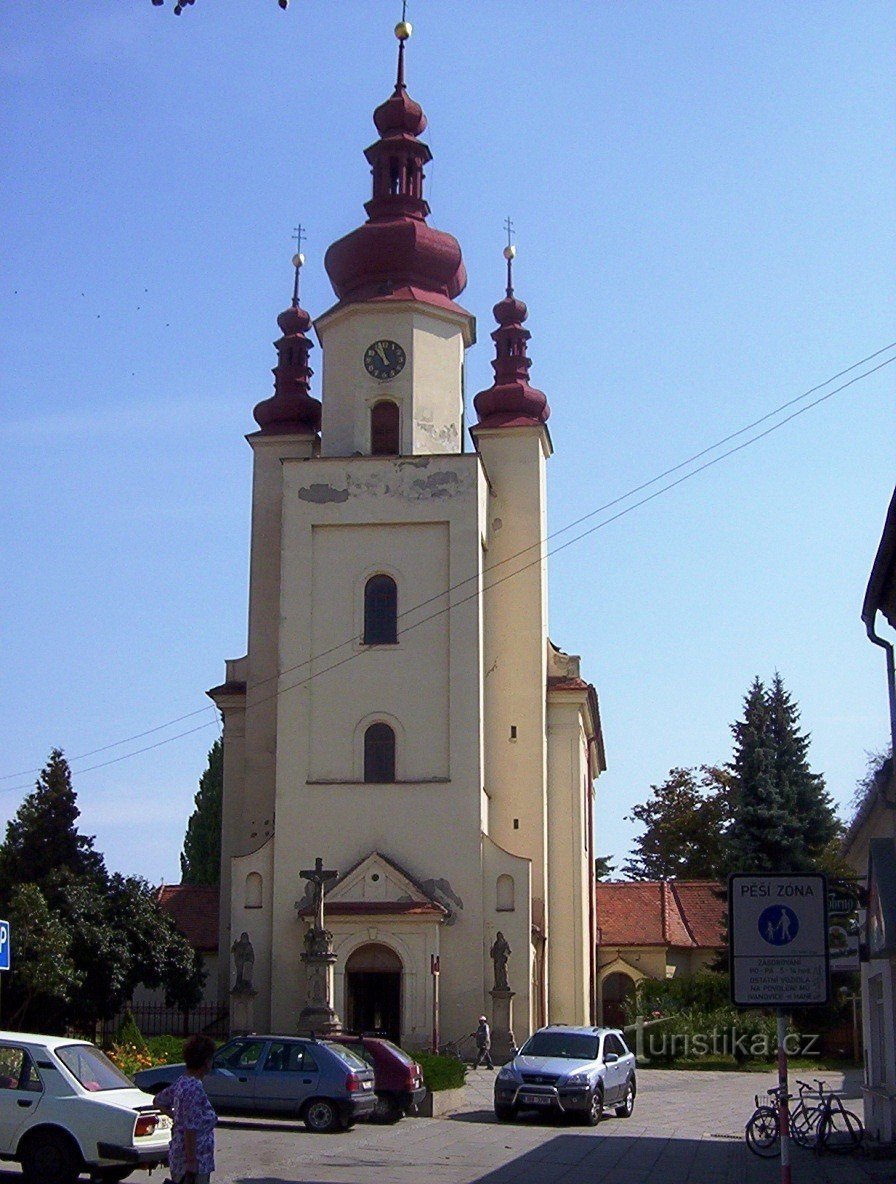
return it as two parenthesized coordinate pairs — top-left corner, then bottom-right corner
(853, 486), (896, 1145)
(595, 881), (725, 1027)
(132, 885), (220, 1015)
(207, 28), (605, 1048)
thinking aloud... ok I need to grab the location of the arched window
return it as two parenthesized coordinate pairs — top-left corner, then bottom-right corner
(371, 400), (400, 455)
(496, 874), (515, 912)
(364, 723), (395, 783)
(364, 575), (397, 645)
(245, 872), (263, 909)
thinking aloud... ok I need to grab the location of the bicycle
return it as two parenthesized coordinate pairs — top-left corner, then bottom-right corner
(745, 1084), (786, 1158)
(745, 1079), (864, 1157)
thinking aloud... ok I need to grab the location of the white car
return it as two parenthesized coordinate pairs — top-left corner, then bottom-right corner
(0, 1030), (170, 1184)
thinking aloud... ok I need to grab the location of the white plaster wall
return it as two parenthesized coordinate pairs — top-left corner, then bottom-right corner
(229, 836), (275, 1032)
(482, 835), (533, 1042)
(315, 303), (471, 457)
(546, 698), (592, 1025)
(266, 450), (489, 1042)
(474, 427), (551, 932)
(861, 958), (896, 1142)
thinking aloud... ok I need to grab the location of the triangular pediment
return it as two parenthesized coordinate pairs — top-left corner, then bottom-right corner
(328, 851), (434, 907)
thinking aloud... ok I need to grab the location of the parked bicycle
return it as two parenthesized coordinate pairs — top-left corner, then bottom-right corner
(745, 1078), (863, 1157)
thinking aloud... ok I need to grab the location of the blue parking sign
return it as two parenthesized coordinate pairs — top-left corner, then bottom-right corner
(0, 920), (10, 971)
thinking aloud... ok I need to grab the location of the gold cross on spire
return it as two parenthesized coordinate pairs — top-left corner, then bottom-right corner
(291, 223), (306, 306)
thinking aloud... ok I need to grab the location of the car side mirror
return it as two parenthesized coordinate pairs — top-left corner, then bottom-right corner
(604, 1052), (619, 1063)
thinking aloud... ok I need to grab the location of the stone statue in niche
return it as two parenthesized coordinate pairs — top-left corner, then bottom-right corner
(232, 931), (255, 992)
(490, 930), (511, 991)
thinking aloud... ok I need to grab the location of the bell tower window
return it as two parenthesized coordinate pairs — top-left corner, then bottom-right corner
(364, 723), (396, 783)
(371, 400), (400, 455)
(364, 575), (398, 645)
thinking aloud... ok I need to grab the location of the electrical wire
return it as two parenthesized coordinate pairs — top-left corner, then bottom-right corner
(1, 345), (892, 793)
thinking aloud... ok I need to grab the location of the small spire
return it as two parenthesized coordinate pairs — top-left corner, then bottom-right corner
(291, 223), (306, 307)
(395, 2), (412, 92)
(503, 216), (516, 297)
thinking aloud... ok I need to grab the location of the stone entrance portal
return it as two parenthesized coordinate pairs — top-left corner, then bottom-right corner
(344, 943), (402, 1042)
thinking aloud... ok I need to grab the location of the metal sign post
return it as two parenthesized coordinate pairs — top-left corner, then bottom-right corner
(430, 954), (440, 1054)
(0, 920), (10, 1026)
(730, 874), (829, 1184)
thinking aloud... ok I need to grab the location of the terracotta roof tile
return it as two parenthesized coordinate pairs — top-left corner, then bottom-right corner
(596, 880), (725, 949)
(158, 885), (219, 952)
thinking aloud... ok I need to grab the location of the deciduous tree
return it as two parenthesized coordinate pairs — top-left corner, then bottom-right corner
(623, 765), (733, 880)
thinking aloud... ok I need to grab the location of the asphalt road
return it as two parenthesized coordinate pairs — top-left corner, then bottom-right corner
(0, 1067), (891, 1184)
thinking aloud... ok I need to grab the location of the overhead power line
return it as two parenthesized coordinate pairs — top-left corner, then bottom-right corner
(1, 344), (893, 794)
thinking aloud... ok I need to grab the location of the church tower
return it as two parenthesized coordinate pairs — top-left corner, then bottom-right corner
(210, 21), (604, 1047)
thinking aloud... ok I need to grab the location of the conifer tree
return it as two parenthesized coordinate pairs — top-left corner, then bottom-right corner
(180, 737), (223, 886)
(0, 748), (106, 904)
(727, 675), (840, 874)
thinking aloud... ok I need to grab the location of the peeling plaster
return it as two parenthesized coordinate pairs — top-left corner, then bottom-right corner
(298, 483), (350, 504)
(409, 471), (460, 499)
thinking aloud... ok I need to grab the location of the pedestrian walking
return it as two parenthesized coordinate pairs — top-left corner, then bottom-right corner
(474, 1015), (494, 1069)
(155, 1034), (218, 1184)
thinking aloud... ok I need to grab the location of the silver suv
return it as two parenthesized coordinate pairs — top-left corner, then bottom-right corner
(494, 1025), (636, 1125)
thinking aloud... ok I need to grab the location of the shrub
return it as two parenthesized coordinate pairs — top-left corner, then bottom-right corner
(415, 1051), (466, 1091)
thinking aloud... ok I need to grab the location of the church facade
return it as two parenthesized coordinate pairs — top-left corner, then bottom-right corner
(210, 26), (605, 1050)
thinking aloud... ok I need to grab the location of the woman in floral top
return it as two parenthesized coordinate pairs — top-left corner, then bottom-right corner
(154, 1034), (218, 1184)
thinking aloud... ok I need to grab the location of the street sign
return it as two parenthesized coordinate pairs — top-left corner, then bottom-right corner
(729, 874), (829, 1006)
(828, 924), (861, 973)
(828, 880), (861, 916)
(0, 920), (9, 972)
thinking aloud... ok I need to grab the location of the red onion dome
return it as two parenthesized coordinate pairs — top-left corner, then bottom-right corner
(253, 259), (321, 435)
(473, 253), (550, 429)
(322, 23), (466, 306)
(374, 88), (427, 138)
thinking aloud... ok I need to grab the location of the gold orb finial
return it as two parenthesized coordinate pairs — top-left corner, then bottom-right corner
(292, 252), (305, 269)
(395, 19), (412, 41)
(503, 244), (516, 261)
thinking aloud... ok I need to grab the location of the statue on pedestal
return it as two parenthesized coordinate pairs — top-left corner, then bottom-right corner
(296, 857), (342, 1035)
(490, 931), (511, 991)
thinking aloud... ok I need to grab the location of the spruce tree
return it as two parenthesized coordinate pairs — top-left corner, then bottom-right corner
(726, 675), (840, 874)
(180, 737), (223, 885)
(0, 748), (106, 905)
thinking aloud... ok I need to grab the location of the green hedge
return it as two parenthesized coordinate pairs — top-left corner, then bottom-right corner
(415, 1051), (467, 1091)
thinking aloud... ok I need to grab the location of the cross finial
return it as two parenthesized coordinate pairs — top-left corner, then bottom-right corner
(502, 217), (517, 296)
(291, 223), (306, 307)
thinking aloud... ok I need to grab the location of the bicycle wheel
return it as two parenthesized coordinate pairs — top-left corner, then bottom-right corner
(790, 1101), (822, 1148)
(818, 1107), (863, 1153)
(746, 1106), (780, 1157)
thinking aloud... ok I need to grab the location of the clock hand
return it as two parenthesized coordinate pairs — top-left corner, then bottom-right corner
(375, 342), (388, 364)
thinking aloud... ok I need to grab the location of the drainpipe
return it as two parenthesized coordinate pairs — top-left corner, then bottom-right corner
(865, 610), (896, 762)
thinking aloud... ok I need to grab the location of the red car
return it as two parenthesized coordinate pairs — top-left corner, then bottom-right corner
(329, 1035), (426, 1123)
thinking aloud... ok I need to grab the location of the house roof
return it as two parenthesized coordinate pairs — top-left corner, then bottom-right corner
(863, 485), (896, 631)
(595, 880), (725, 949)
(158, 884), (219, 952)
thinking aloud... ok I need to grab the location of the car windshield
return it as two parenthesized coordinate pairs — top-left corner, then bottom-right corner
(322, 1042), (368, 1071)
(519, 1031), (600, 1060)
(56, 1044), (133, 1091)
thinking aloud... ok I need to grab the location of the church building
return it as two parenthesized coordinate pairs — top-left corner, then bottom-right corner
(209, 22), (605, 1050)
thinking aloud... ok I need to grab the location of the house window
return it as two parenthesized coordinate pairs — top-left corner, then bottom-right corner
(371, 400), (400, 455)
(364, 723), (396, 783)
(363, 575), (398, 645)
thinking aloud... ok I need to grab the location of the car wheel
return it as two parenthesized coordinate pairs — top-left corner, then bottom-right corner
(582, 1086), (604, 1126)
(304, 1097), (340, 1133)
(20, 1131), (82, 1184)
(615, 1078), (636, 1118)
(373, 1094), (402, 1124)
(494, 1103), (517, 1122)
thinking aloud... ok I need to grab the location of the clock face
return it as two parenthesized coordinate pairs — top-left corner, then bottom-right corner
(364, 339), (406, 381)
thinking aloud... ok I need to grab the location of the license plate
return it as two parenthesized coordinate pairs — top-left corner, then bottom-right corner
(521, 1094), (552, 1105)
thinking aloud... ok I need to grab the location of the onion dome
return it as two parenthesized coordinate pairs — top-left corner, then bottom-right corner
(324, 21), (466, 305)
(473, 245), (550, 429)
(253, 252), (322, 435)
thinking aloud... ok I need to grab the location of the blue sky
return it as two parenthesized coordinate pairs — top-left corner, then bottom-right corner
(2, 1), (894, 883)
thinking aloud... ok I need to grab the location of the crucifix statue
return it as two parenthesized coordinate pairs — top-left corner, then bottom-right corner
(300, 856), (339, 934)
(297, 856), (342, 1035)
